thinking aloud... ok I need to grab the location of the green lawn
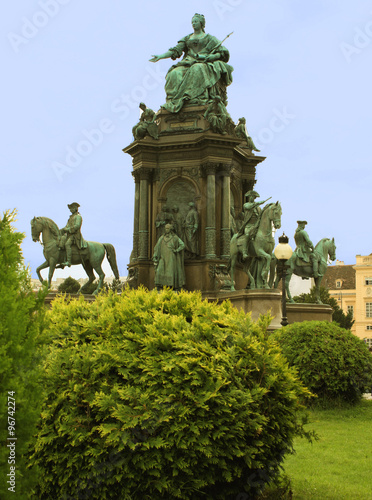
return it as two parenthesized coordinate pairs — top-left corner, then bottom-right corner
(284, 399), (372, 499)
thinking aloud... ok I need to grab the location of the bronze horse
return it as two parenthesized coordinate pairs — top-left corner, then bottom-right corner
(229, 202), (282, 290)
(31, 216), (119, 294)
(274, 237), (336, 303)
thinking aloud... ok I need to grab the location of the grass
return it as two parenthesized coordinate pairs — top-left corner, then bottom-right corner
(284, 399), (372, 499)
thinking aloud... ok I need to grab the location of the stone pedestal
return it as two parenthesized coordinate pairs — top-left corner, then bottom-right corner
(37, 291), (96, 308)
(204, 289), (283, 331)
(286, 303), (333, 323)
(124, 104), (265, 292)
(202, 291), (333, 330)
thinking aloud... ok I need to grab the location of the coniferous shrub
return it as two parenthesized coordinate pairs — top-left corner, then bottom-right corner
(30, 288), (313, 499)
(0, 210), (46, 499)
(272, 321), (372, 405)
(57, 276), (80, 294)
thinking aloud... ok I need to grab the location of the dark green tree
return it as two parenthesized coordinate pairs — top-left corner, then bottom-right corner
(0, 210), (46, 498)
(293, 286), (354, 329)
(57, 276), (80, 294)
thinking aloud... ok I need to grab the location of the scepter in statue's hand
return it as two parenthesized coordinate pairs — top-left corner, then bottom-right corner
(195, 31), (234, 61)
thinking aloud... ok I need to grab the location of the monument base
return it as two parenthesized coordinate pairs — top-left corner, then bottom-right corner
(39, 291), (96, 308)
(286, 302), (333, 323)
(203, 291), (334, 331)
(204, 289), (283, 331)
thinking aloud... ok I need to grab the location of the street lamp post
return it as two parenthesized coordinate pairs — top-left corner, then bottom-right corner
(274, 233), (293, 327)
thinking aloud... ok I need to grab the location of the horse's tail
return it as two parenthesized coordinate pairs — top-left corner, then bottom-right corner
(103, 243), (120, 280)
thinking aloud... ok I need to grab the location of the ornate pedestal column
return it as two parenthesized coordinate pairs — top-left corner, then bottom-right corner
(203, 163), (217, 259)
(220, 163), (232, 259)
(131, 171), (140, 261)
(138, 168), (151, 260)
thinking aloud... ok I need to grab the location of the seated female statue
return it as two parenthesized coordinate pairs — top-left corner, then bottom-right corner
(150, 13), (233, 113)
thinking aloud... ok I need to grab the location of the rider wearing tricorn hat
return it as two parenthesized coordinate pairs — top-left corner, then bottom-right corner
(239, 190), (266, 260)
(59, 202), (87, 267)
(294, 220), (319, 278)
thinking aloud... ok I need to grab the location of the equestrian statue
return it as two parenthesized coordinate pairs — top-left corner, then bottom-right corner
(229, 196), (282, 290)
(274, 220), (336, 304)
(31, 202), (120, 294)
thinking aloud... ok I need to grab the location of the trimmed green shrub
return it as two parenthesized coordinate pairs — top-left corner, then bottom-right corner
(29, 288), (313, 499)
(272, 321), (372, 405)
(57, 276), (80, 294)
(0, 210), (46, 499)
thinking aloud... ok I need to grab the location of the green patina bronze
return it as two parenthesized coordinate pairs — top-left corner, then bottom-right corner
(150, 13), (233, 113)
(274, 222), (337, 304)
(31, 209), (120, 294)
(230, 201), (282, 290)
(235, 118), (260, 151)
(132, 102), (159, 140)
(59, 202), (87, 267)
(183, 202), (199, 258)
(155, 206), (174, 241)
(204, 96), (234, 135)
(153, 223), (185, 291)
(239, 191), (271, 260)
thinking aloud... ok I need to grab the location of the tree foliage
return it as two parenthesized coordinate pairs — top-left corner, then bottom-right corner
(0, 210), (46, 498)
(57, 276), (80, 294)
(293, 286), (355, 329)
(272, 321), (372, 406)
(30, 288), (313, 499)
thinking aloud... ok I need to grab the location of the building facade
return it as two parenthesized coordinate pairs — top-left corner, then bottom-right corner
(323, 254), (372, 347)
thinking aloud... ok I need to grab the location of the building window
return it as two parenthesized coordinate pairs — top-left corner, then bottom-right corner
(365, 278), (372, 285)
(347, 305), (354, 317)
(336, 280), (342, 288)
(366, 326), (372, 331)
(364, 337), (372, 348)
(366, 303), (372, 318)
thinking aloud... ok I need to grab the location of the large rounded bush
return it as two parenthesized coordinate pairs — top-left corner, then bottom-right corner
(272, 321), (372, 404)
(30, 288), (312, 499)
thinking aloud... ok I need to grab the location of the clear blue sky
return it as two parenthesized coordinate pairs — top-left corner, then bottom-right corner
(2, 0), (371, 280)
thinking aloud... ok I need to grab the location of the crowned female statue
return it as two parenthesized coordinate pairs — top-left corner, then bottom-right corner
(150, 13), (233, 113)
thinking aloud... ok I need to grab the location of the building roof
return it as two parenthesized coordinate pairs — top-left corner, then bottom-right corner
(323, 264), (356, 290)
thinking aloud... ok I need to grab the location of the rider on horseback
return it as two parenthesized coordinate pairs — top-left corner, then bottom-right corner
(240, 190), (266, 260)
(294, 220), (319, 278)
(59, 202), (87, 267)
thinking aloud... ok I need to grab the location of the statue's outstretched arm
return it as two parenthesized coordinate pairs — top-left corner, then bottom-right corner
(149, 50), (173, 62)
